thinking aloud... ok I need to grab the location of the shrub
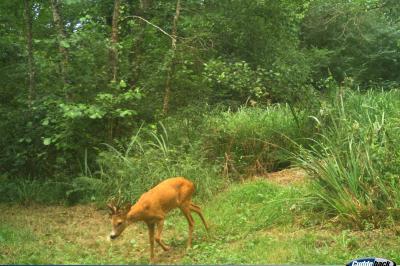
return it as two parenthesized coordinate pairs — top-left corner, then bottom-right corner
(0, 175), (69, 204)
(202, 105), (313, 178)
(297, 89), (400, 228)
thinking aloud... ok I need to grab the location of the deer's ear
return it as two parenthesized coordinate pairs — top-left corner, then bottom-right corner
(107, 203), (117, 214)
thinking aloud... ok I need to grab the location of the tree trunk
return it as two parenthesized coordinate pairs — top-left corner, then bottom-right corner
(23, 0), (35, 107)
(50, 0), (69, 99)
(162, 0), (181, 115)
(110, 0), (121, 82)
(129, 0), (151, 87)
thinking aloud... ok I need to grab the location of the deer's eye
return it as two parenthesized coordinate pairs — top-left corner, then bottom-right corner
(117, 221), (123, 226)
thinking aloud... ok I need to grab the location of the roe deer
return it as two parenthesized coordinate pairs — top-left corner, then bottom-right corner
(107, 177), (209, 261)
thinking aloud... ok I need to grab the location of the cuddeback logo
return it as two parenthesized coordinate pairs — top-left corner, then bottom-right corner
(347, 258), (397, 266)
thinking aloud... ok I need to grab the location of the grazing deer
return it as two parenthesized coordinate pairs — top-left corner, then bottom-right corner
(107, 177), (209, 261)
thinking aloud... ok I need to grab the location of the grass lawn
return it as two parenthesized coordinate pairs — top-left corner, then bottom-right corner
(1, 177), (399, 264)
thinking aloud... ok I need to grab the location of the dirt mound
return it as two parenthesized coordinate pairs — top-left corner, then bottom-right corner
(264, 167), (307, 185)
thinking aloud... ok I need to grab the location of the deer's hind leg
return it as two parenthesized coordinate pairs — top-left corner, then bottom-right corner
(190, 202), (209, 231)
(180, 204), (195, 248)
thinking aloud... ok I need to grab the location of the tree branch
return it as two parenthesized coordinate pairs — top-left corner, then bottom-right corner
(124, 15), (176, 42)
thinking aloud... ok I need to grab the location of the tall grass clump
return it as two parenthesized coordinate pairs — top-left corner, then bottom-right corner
(203, 105), (313, 178)
(97, 123), (225, 205)
(0, 175), (72, 204)
(298, 89), (400, 228)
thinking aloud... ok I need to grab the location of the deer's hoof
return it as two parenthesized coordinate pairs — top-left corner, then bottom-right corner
(163, 245), (171, 251)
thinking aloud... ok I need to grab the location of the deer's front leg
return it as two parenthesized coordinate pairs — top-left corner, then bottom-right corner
(156, 219), (170, 251)
(147, 222), (155, 262)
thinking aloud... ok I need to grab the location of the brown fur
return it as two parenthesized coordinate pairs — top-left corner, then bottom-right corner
(108, 177), (209, 262)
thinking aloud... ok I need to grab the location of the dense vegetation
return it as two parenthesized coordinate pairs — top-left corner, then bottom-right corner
(1, 182), (400, 264)
(1, 0), (400, 237)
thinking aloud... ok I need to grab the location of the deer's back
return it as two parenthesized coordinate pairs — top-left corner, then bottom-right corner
(138, 177), (194, 213)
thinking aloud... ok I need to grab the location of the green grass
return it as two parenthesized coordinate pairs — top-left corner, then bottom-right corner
(96, 125), (226, 204)
(297, 89), (400, 228)
(183, 180), (400, 264)
(1, 179), (399, 264)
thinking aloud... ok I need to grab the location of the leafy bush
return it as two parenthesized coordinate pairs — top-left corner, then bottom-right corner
(65, 176), (106, 205)
(203, 106), (313, 178)
(302, 0), (400, 86)
(203, 59), (270, 106)
(203, 55), (318, 109)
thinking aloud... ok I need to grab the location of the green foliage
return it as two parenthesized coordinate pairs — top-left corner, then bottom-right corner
(203, 106), (313, 178)
(2, 182), (400, 264)
(301, 0), (400, 86)
(0, 0), (400, 238)
(97, 124), (225, 204)
(205, 0), (306, 67)
(297, 88), (400, 228)
(1, 0), (400, 179)
(181, 181), (400, 264)
(205, 181), (309, 233)
(65, 176), (105, 205)
(0, 176), (68, 204)
(203, 52), (318, 108)
(203, 59), (269, 106)
(0, 224), (36, 249)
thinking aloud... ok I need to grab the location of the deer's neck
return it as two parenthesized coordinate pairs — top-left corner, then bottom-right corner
(126, 202), (144, 222)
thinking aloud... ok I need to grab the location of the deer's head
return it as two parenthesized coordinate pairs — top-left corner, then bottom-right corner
(108, 203), (130, 240)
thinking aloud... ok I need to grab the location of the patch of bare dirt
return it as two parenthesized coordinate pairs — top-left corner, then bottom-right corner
(0, 203), (194, 263)
(262, 167), (308, 185)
